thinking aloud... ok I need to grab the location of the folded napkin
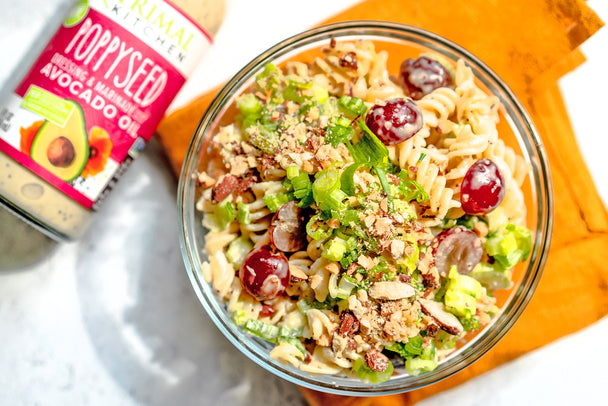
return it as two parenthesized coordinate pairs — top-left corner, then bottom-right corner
(156, 0), (606, 404)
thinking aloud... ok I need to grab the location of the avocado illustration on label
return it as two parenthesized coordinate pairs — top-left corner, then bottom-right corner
(30, 100), (90, 182)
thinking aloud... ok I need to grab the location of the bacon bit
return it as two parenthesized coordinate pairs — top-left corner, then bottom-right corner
(339, 52), (358, 70)
(259, 304), (275, 318)
(365, 349), (389, 372)
(409, 166), (418, 174)
(212, 175), (238, 203)
(330, 37), (336, 48)
(338, 311), (360, 337)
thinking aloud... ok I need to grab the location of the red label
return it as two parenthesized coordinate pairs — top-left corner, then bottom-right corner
(16, 9), (186, 164)
(0, 0), (210, 210)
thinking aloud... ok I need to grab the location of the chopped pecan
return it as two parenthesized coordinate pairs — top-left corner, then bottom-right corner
(426, 323), (440, 337)
(398, 274), (412, 284)
(339, 52), (358, 70)
(197, 171), (216, 188)
(235, 175), (258, 195)
(365, 349), (389, 372)
(212, 175), (238, 203)
(338, 311), (360, 337)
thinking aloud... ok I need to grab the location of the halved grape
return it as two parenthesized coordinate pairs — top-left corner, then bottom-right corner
(432, 226), (483, 276)
(365, 98), (423, 145)
(399, 56), (453, 100)
(269, 201), (307, 252)
(460, 159), (505, 215)
(239, 244), (289, 300)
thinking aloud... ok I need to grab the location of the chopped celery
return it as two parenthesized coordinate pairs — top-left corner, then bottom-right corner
(243, 319), (279, 342)
(277, 336), (306, 357)
(459, 316), (481, 331)
(320, 189), (347, 213)
(385, 335), (424, 358)
(283, 84), (308, 103)
(405, 358), (437, 376)
(296, 298), (312, 314)
(352, 357), (394, 384)
(309, 83), (329, 103)
(255, 63), (282, 93)
(236, 93), (262, 116)
(226, 236), (253, 267)
(292, 172), (311, 197)
(215, 199), (235, 230)
(236, 201), (251, 225)
(244, 123), (279, 153)
(447, 266), (483, 299)
(484, 223), (532, 270)
(322, 238), (348, 262)
(341, 209), (361, 226)
(444, 289), (477, 319)
(336, 275), (358, 299)
(278, 326), (303, 339)
(232, 310), (248, 326)
(404, 342), (438, 376)
(286, 165), (299, 180)
(470, 262), (513, 290)
(263, 192), (294, 212)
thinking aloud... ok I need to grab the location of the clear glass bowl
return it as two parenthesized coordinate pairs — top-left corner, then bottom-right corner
(178, 21), (553, 396)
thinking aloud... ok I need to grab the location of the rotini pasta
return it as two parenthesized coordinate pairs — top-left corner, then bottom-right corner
(196, 40), (532, 383)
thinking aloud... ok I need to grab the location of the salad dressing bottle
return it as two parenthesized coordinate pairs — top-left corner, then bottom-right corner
(0, 0), (225, 241)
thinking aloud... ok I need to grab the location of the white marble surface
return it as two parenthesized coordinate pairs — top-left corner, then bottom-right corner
(1, 0), (607, 405)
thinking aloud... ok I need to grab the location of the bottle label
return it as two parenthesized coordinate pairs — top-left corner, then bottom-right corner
(0, 0), (211, 209)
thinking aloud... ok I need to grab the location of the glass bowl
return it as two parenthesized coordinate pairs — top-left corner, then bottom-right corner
(178, 21), (553, 396)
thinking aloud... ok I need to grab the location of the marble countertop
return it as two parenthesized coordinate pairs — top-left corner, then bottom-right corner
(1, 0), (607, 405)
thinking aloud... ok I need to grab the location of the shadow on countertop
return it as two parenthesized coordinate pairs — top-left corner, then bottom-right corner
(74, 139), (306, 406)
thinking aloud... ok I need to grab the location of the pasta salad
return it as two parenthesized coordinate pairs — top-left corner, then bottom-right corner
(195, 39), (531, 382)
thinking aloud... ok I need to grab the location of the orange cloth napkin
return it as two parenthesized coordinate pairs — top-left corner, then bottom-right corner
(156, 0), (607, 404)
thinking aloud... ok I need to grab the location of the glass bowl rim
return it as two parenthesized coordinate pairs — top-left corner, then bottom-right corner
(177, 20), (554, 396)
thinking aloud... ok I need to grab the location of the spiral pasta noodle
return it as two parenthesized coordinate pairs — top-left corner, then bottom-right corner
(196, 39), (532, 382)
